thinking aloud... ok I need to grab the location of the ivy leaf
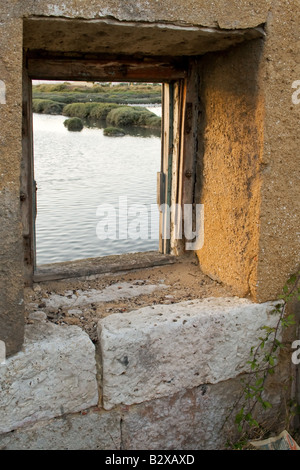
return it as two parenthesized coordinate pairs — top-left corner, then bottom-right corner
(255, 377), (264, 387)
(235, 408), (244, 425)
(262, 401), (272, 410)
(268, 355), (275, 366)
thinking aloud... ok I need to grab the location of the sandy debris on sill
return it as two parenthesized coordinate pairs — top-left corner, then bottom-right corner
(24, 256), (232, 344)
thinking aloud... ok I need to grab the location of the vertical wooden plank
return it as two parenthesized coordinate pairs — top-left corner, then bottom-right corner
(157, 64), (200, 256)
(168, 79), (187, 256)
(159, 84), (167, 253)
(21, 66), (35, 285)
(166, 83), (174, 210)
(181, 60), (201, 252)
(181, 59), (200, 209)
(159, 82), (173, 254)
(170, 81), (182, 254)
(173, 80), (187, 256)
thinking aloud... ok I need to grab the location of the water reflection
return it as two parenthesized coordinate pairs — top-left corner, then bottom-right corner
(84, 117), (161, 138)
(33, 113), (161, 265)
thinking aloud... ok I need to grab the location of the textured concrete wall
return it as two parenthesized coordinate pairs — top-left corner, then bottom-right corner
(0, 0), (298, 450)
(0, 12), (24, 356)
(195, 40), (264, 299)
(255, 3), (300, 302)
(194, 2), (300, 301)
(14, 0), (271, 28)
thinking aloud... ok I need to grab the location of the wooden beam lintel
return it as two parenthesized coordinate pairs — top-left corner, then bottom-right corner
(27, 58), (187, 82)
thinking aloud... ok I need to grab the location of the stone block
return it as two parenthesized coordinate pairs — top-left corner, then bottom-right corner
(121, 375), (287, 450)
(0, 320), (98, 434)
(121, 380), (244, 450)
(98, 297), (281, 409)
(0, 408), (120, 450)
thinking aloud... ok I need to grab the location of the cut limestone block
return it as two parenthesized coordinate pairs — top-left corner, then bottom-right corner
(0, 320), (98, 434)
(98, 297), (281, 409)
(121, 379), (244, 450)
(0, 408), (120, 450)
(121, 374), (287, 450)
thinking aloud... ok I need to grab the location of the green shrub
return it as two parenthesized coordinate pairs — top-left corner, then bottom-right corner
(106, 106), (161, 128)
(62, 102), (120, 121)
(62, 102), (161, 129)
(33, 82), (71, 93)
(103, 127), (126, 136)
(63, 102), (99, 118)
(33, 92), (90, 104)
(63, 117), (84, 132)
(32, 99), (65, 114)
(33, 95), (161, 129)
(89, 103), (119, 120)
(32, 86), (162, 105)
(106, 106), (140, 127)
(142, 115), (161, 129)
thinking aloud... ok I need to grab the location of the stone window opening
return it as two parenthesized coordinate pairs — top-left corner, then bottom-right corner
(21, 18), (262, 285)
(21, 17), (265, 294)
(22, 48), (202, 285)
(23, 72), (195, 285)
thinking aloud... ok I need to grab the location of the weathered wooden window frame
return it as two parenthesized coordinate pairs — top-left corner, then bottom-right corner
(22, 54), (200, 286)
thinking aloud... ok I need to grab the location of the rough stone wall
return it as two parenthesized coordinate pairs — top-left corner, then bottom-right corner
(0, 298), (292, 450)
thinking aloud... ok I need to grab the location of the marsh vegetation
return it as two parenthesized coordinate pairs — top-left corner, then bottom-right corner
(63, 117), (84, 132)
(32, 82), (162, 131)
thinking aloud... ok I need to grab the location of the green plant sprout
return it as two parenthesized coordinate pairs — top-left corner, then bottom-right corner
(224, 270), (300, 447)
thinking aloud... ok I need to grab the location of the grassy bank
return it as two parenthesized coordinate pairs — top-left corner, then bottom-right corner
(106, 106), (161, 128)
(32, 82), (161, 130)
(32, 82), (162, 105)
(62, 102), (118, 120)
(63, 102), (161, 129)
(32, 99), (65, 114)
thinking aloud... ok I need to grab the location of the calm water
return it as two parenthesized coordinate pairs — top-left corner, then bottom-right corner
(33, 111), (161, 265)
